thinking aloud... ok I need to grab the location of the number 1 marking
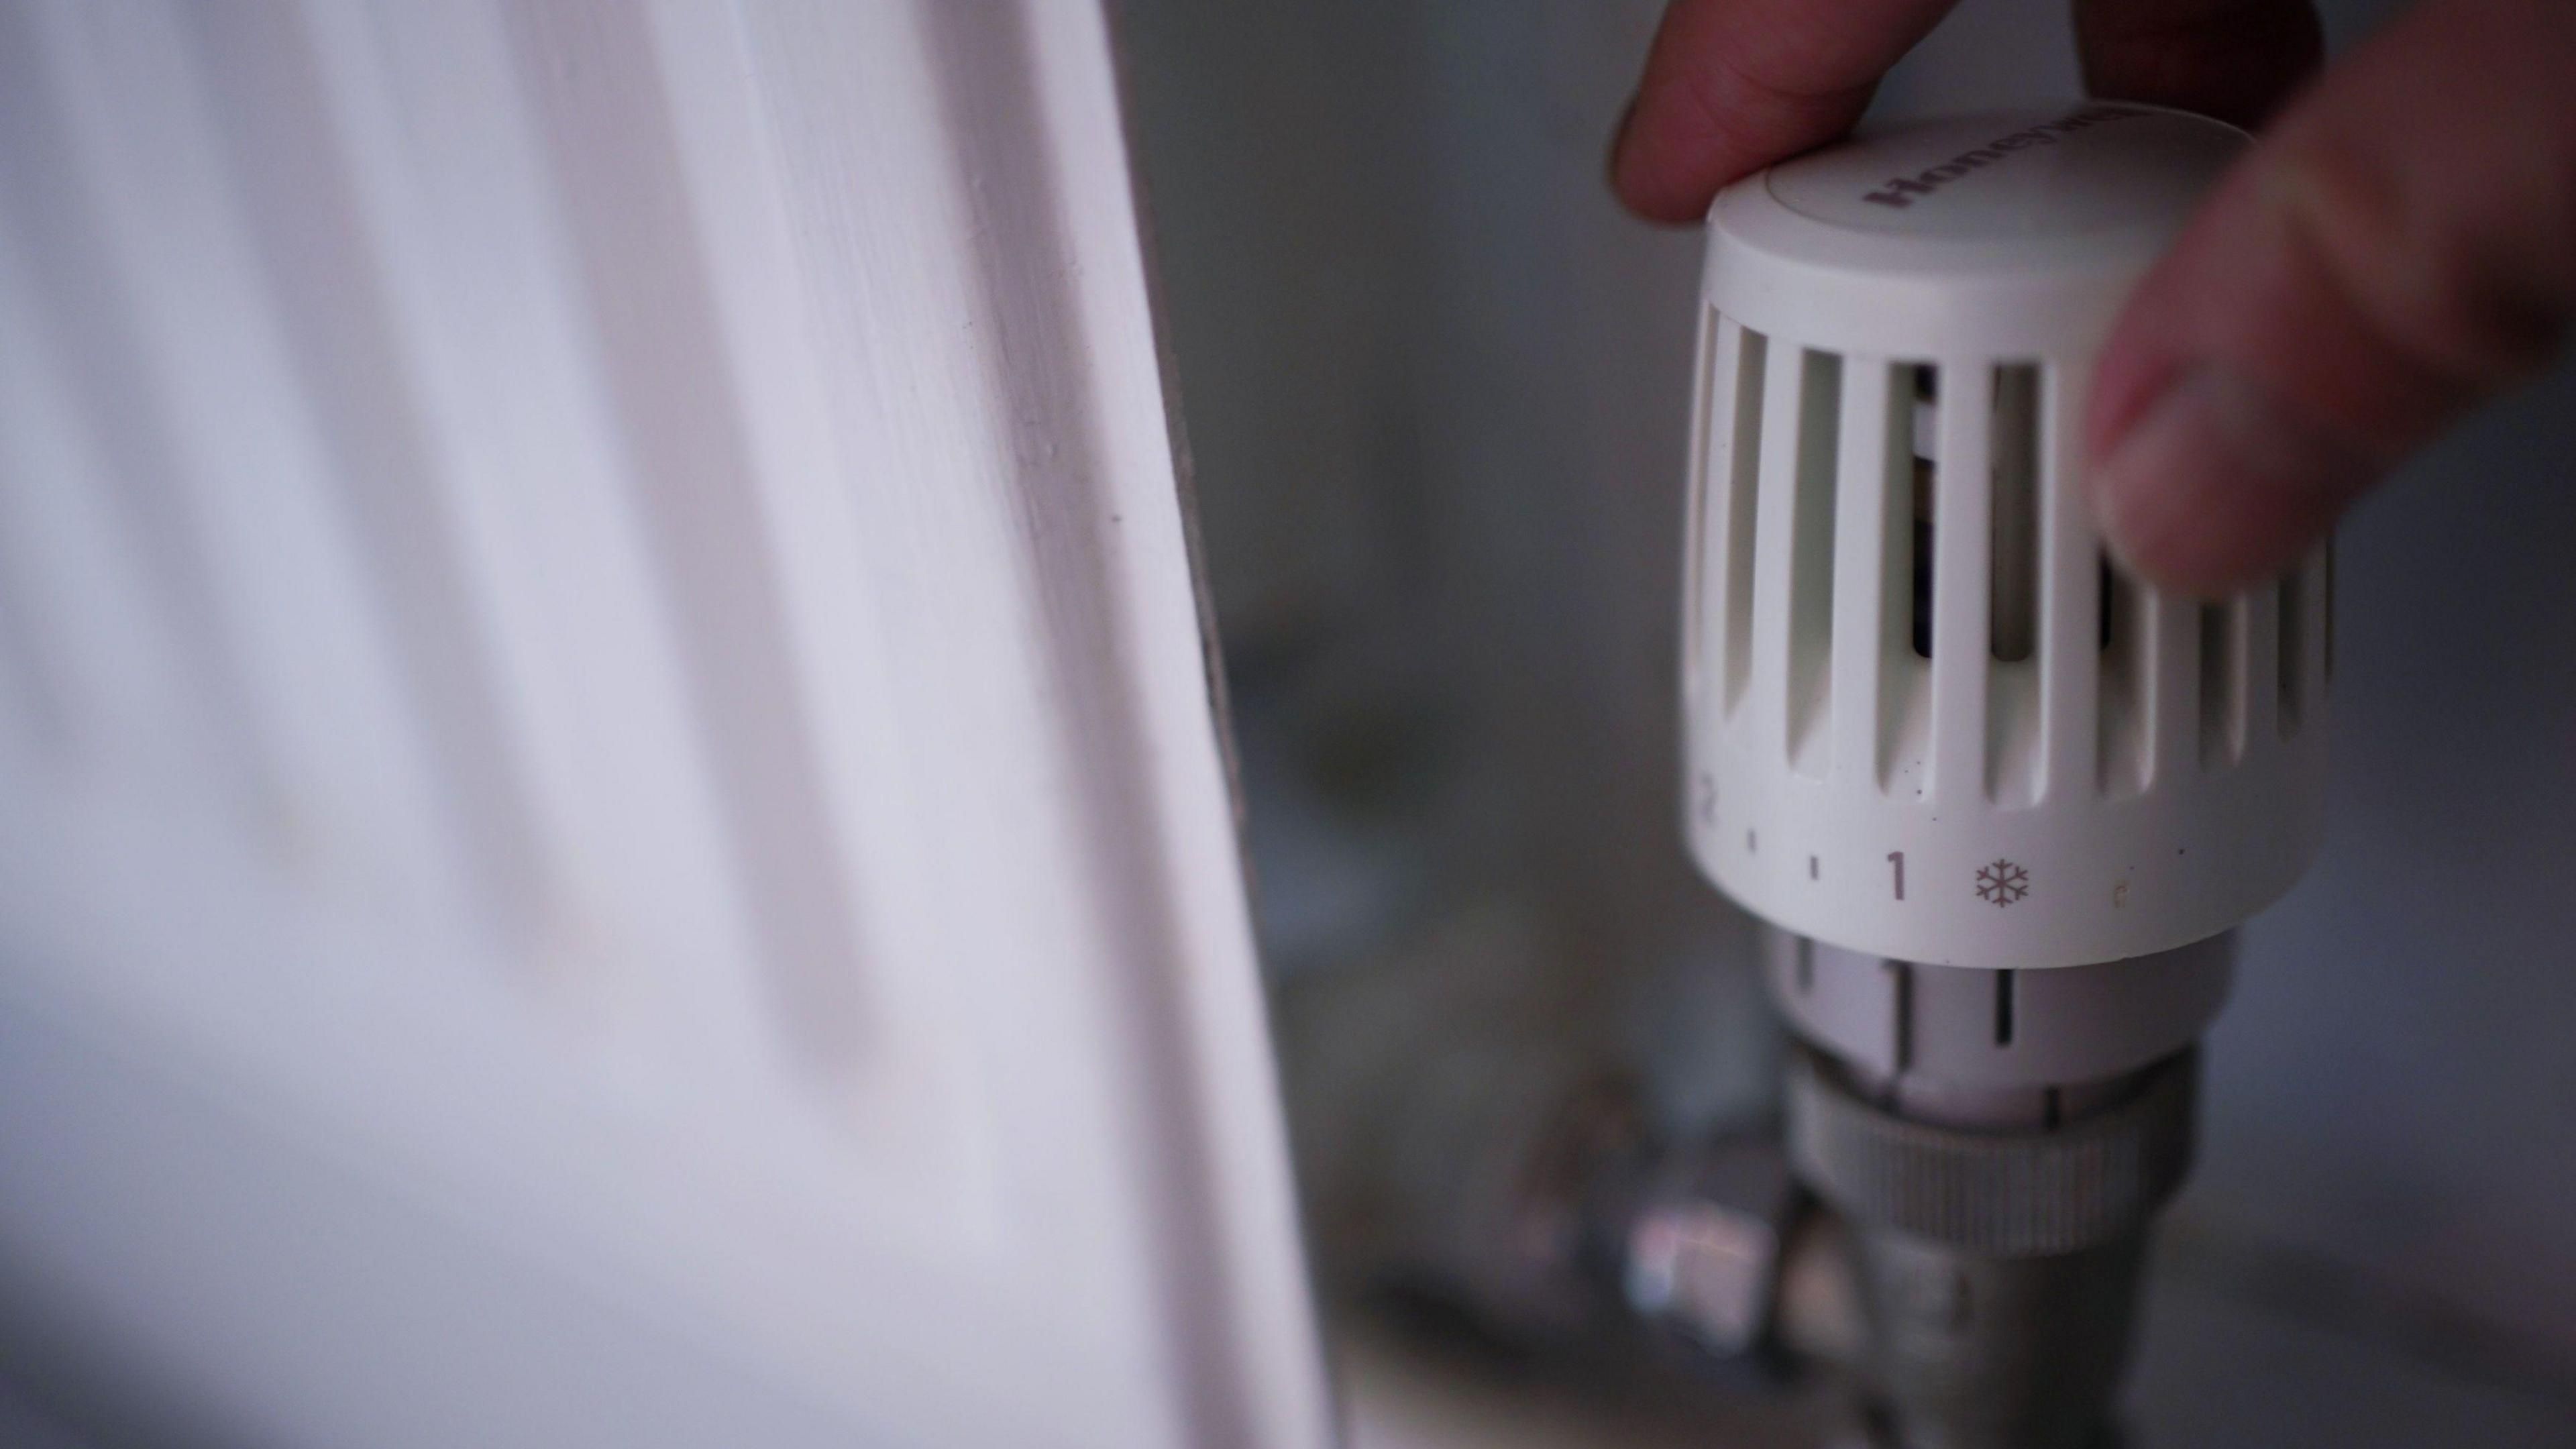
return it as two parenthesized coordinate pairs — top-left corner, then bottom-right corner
(1888, 851), (1905, 901)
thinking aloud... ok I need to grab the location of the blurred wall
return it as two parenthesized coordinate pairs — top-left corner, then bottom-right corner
(1126, 0), (1725, 982)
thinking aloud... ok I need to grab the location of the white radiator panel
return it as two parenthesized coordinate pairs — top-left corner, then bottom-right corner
(0, 3), (1332, 1447)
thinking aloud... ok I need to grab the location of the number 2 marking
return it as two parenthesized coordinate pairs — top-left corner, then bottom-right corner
(1888, 851), (1905, 901)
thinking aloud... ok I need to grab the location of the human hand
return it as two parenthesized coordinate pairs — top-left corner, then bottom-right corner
(1611, 0), (2575, 595)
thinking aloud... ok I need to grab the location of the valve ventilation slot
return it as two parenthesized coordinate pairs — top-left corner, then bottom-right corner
(1984, 363), (2044, 808)
(2200, 600), (2243, 767)
(1689, 318), (2324, 808)
(1908, 366), (1937, 661)
(1682, 308), (1719, 707)
(2098, 558), (2149, 798)
(1988, 365), (2039, 665)
(1786, 350), (1841, 775)
(1721, 323), (1768, 717)
(1872, 364), (1926, 796)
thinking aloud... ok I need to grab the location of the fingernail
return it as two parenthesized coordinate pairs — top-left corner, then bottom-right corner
(2092, 366), (2369, 596)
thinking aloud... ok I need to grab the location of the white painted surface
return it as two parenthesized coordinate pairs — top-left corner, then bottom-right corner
(0, 3), (1332, 1447)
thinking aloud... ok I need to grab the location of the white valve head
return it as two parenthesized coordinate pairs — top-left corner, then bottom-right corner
(1682, 105), (2330, 971)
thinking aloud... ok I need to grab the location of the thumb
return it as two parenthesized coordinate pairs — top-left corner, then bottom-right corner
(2086, 0), (2576, 596)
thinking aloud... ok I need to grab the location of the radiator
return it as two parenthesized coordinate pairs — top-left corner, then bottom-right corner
(0, 3), (1330, 1446)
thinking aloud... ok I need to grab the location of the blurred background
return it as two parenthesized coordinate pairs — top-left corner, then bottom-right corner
(1, 1), (2571, 1445)
(1122, 0), (2576, 1441)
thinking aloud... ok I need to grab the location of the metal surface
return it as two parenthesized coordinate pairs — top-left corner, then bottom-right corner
(1621, 1124), (1811, 1358)
(1847, 1232), (2145, 1449)
(1788, 1046), (2198, 1448)
(1786, 1049), (2196, 1258)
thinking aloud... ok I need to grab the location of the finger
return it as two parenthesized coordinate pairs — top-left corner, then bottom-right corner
(2086, 0), (2576, 596)
(2074, 0), (2324, 129)
(1611, 0), (1962, 223)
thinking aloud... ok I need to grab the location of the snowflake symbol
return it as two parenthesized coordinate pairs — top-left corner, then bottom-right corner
(1974, 859), (2030, 908)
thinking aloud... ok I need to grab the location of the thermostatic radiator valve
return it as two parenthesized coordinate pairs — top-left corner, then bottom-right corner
(1681, 105), (2332, 1449)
